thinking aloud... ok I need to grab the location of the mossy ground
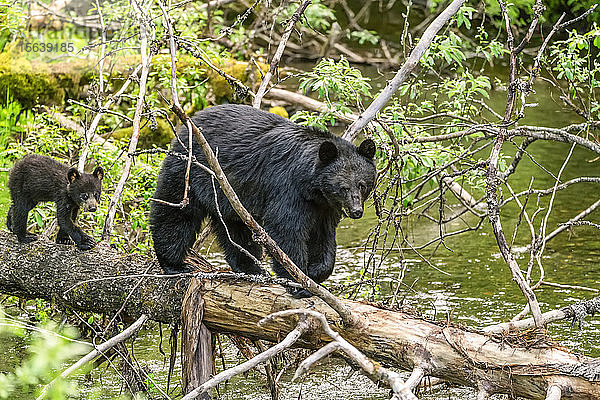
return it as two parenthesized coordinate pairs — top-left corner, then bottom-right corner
(110, 118), (175, 149)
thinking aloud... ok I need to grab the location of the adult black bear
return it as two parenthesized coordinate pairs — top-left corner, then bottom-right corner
(7, 154), (104, 250)
(150, 104), (376, 296)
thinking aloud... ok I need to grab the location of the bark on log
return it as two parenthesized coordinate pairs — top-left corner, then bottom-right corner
(0, 231), (599, 400)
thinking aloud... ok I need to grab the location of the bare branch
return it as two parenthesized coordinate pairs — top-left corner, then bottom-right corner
(159, 1), (193, 208)
(181, 319), (311, 400)
(293, 342), (341, 381)
(36, 314), (149, 400)
(546, 385), (562, 400)
(102, 3), (155, 240)
(543, 198), (600, 244)
(483, 295), (600, 334)
(342, 0), (466, 142)
(264, 309), (418, 400)
(77, 65), (142, 172)
(253, 0), (311, 108)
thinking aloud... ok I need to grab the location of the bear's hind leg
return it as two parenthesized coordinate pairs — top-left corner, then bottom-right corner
(10, 201), (37, 243)
(150, 204), (203, 274)
(211, 219), (265, 276)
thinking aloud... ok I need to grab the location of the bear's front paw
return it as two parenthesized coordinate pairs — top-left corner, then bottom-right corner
(77, 235), (96, 251)
(18, 233), (38, 244)
(161, 263), (194, 275)
(56, 236), (73, 245)
(287, 287), (313, 299)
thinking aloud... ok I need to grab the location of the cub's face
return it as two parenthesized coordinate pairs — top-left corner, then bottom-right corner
(315, 139), (377, 219)
(67, 167), (104, 212)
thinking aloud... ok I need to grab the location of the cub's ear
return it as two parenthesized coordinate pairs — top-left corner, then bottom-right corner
(93, 166), (104, 181)
(358, 138), (376, 159)
(319, 141), (338, 164)
(67, 168), (80, 184)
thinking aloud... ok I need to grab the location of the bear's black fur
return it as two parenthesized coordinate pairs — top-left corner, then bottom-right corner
(7, 154), (104, 250)
(150, 104), (376, 296)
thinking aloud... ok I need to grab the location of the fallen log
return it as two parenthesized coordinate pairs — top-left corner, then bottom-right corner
(0, 230), (599, 399)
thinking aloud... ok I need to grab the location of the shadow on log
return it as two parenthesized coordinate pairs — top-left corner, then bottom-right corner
(0, 230), (599, 399)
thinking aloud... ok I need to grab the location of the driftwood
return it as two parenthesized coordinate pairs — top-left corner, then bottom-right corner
(0, 230), (599, 399)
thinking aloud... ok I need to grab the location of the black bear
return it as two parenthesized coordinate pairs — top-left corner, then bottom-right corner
(150, 104), (376, 296)
(7, 154), (104, 250)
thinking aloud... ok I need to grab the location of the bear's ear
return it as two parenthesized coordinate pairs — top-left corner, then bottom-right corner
(93, 166), (104, 181)
(67, 168), (80, 184)
(358, 138), (376, 159)
(319, 141), (338, 164)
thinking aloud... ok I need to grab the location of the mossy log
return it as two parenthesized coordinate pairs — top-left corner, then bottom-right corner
(0, 230), (599, 399)
(0, 50), (262, 111)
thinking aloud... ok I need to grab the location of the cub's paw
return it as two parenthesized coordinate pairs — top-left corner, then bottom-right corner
(77, 235), (96, 251)
(18, 233), (38, 244)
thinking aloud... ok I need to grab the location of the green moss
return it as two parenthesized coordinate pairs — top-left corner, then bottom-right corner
(0, 52), (65, 108)
(111, 118), (175, 149)
(207, 60), (251, 101)
(50, 59), (93, 100)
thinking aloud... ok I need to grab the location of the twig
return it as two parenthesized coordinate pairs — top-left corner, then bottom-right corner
(266, 309), (419, 400)
(342, 0), (466, 142)
(36, 314), (149, 400)
(102, 3), (155, 241)
(532, 143), (576, 290)
(293, 342), (341, 380)
(483, 295), (600, 334)
(252, 0), (311, 108)
(210, 174), (264, 270)
(159, 1), (193, 208)
(558, 220), (600, 230)
(539, 281), (598, 293)
(543, 198), (600, 244)
(94, 0), (106, 94)
(77, 65), (142, 172)
(180, 318), (310, 400)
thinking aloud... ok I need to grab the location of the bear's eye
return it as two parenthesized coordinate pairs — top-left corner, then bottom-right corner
(80, 193), (88, 201)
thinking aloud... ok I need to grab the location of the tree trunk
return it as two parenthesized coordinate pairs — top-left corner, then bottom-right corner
(0, 231), (598, 399)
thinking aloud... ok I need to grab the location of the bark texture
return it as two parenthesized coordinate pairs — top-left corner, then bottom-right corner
(0, 231), (599, 399)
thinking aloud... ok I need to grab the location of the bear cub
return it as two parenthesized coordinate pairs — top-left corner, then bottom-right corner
(150, 104), (376, 297)
(7, 154), (104, 250)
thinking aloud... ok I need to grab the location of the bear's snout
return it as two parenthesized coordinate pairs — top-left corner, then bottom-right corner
(84, 198), (98, 212)
(348, 207), (363, 219)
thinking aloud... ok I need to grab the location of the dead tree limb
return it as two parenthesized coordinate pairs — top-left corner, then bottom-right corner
(252, 0), (312, 108)
(485, 2), (598, 329)
(1, 231), (599, 400)
(102, 4), (155, 240)
(342, 0), (466, 142)
(181, 316), (311, 400)
(36, 314), (149, 400)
